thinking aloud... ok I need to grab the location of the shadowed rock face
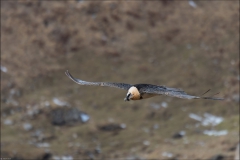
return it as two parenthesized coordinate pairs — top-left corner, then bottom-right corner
(210, 154), (225, 160)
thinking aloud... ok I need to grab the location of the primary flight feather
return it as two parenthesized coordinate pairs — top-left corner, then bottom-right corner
(65, 70), (224, 101)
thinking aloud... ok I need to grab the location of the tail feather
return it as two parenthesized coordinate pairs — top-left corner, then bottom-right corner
(201, 89), (211, 96)
(199, 89), (224, 100)
(200, 96), (224, 100)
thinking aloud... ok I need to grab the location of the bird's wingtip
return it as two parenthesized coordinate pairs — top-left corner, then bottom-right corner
(65, 70), (71, 76)
(65, 70), (73, 79)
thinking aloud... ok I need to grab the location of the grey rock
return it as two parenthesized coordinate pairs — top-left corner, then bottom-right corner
(41, 153), (52, 160)
(23, 123), (33, 131)
(36, 142), (50, 148)
(51, 107), (90, 126)
(4, 119), (13, 125)
(95, 146), (101, 154)
(0, 65), (7, 72)
(80, 112), (90, 123)
(232, 94), (240, 102)
(172, 131), (186, 139)
(153, 124), (159, 130)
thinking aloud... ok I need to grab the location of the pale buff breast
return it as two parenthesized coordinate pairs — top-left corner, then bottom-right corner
(128, 86), (141, 100)
(128, 86), (158, 100)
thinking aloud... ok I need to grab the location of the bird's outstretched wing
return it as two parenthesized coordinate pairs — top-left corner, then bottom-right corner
(137, 84), (224, 100)
(65, 70), (132, 90)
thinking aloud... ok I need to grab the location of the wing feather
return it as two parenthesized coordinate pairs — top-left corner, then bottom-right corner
(138, 84), (223, 100)
(65, 70), (131, 90)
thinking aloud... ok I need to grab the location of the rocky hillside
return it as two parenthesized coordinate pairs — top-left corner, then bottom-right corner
(1, 1), (239, 159)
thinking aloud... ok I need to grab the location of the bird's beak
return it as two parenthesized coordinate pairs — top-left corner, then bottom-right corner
(124, 93), (131, 101)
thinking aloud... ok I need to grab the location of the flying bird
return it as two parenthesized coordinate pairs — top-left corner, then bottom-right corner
(65, 70), (223, 101)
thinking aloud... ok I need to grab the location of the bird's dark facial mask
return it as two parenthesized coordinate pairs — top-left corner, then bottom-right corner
(124, 93), (131, 101)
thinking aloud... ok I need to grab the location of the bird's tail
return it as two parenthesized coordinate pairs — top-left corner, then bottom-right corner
(198, 89), (224, 100)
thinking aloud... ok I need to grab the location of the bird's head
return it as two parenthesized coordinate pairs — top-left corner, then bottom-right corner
(124, 86), (140, 101)
(124, 92), (132, 101)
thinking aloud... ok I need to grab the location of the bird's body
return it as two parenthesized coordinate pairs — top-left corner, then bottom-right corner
(65, 70), (223, 101)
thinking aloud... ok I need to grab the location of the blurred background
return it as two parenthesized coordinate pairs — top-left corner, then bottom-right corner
(1, 1), (239, 159)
